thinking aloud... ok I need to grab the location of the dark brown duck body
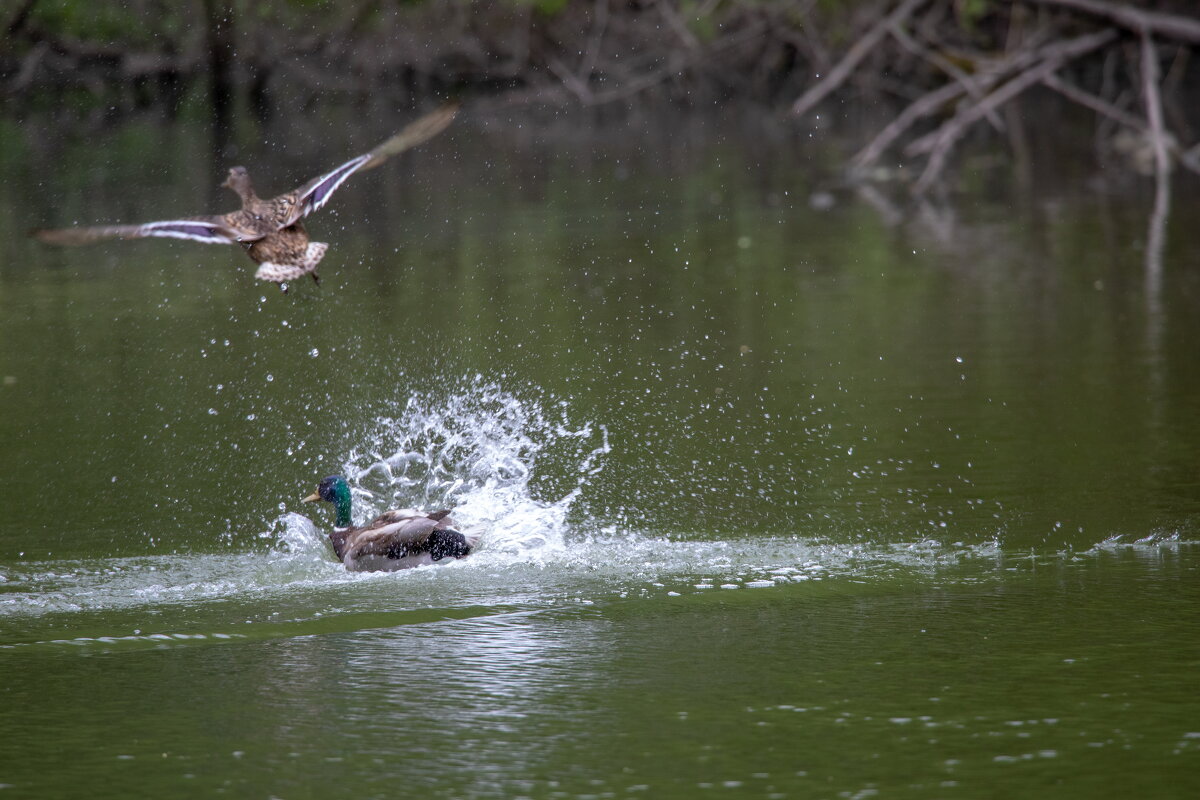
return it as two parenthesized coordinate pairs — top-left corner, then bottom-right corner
(245, 223), (328, 284)
(303, 475), (480, 572)
(327, 509), (478, 572)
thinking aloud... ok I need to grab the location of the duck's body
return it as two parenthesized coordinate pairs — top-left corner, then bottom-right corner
(246, 223), (328, 284)
(34, 103), (458, 287)
(329, 508), (477, 571)
(304, 475), (478, 572)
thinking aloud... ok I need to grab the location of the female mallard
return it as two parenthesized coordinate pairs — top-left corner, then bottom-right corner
(303, 475), (479, 572)
(34, 103), (458, 287)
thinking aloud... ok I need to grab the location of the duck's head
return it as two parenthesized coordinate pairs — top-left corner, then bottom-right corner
(222, 166), (256, 200)
(304, 475), (353, 527)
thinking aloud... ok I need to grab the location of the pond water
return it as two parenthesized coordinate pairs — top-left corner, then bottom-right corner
(1, 105), (1198, 798)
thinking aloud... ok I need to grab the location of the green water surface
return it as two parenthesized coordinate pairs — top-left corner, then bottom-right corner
(1, 106), (1198, 798)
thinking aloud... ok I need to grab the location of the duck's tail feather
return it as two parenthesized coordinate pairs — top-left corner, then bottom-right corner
(255, 261), (309, 282)
(253, 242), (327, 283)
(429, 527), (478, 561)
(305, 241), (328, 268)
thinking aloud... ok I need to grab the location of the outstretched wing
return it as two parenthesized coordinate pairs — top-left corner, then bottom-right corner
(35, 218), (238, 247)
(359, 101), (459, 173)
(282, 102), (460, 226)
(288, 154), (372, 223)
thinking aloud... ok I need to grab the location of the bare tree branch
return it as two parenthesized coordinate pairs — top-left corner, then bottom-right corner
(579, 0), (612, 80)
(850, 34), (1056, 172)
(6, 39), (46, 93)
(791, 0), (927, 117)
(886, 19), (1005, 132)
(850, 79), (968, 173)
(1025, 0), (1200, 45)
(4, 0), (37, 36)
(1041, 72), (1144, 131)
(657, 0), (700, 51)
(908, 29), (1117, 193)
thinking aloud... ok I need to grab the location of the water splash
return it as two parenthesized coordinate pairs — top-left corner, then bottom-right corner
(6, 379), (1190, 654)
(319, 379), (610, 557)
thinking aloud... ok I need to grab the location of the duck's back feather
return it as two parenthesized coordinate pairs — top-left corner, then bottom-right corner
(332, 509), (476, 572)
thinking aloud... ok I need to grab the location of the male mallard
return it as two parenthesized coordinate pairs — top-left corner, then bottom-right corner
(303, 475), (479, 572)
(34, 103), (458, 287)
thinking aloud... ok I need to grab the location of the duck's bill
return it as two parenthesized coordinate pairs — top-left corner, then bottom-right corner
(302, 491), (321, 503)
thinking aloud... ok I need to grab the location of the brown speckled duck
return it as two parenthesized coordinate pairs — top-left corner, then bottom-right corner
(303, 475), (480, 572)
(34, 103), (458, 287)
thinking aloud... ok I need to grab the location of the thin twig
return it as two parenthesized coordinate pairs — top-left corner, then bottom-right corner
(909, 29), (1117, 193)
(1025, 0), (1200, 45)
(791, 0), (927, 117)
(1041, 72), (1145, 131)
(6, 39), (47, 93)
(850, 35), (1054, 172)
(1163, 44), (1190, 93)
(907, 31), (1114, 157)
(4, 0), (39, 38)
(886, 20), (1005, 131)
(580, 21), (768, 106)
(547, 57), (595, 104)
(850, 79), (968, 173)
(579, 0), (611, 80)
(1043, 71), (1200, 178)
(657, 0), (701, 51)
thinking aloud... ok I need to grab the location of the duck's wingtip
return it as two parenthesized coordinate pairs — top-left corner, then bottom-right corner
(31, 227), (80, 246)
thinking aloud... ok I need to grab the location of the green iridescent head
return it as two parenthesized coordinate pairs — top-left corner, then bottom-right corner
(303, 474), (353, 528)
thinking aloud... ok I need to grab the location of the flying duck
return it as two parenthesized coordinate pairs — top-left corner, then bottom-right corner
(34, 103), (458, 287)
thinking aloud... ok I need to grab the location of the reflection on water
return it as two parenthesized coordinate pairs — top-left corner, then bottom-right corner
(1, 108), (1199, 798)
(2, 529), (1190, 653)
(7, 543), (1192, 799)
(3, 110), (1199, 558)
